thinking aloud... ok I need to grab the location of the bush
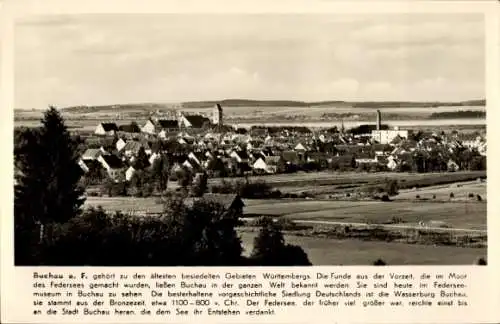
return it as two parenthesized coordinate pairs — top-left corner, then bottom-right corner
(476, 257), (487, 265)
(477, 194), (482, 201)
(276, 217), (297, 230)
(381, 194), (391, 202)
(385, 180), (399, 196)
(468, 193), (474, 198)
(449, 192), (454, 199)
(416, 195), (420, 199)
(373, 258), (386, 266)
(29, 198), (245, 266)
(250, 216), (311, 266)
(432, 194), (436, 199)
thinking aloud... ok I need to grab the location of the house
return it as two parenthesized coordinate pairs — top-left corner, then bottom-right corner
(115, 138), (127, 152)
(148, 152), (161, 165)
(125, 166), (136, 181)
(95, 122), (118, 136)
(188, 151), (205, 168)
(386, 156), (399, 170)
(78, 159), (90, 173)
(447, 159), (460, 172)
(118, 123), (141, 133)
(179, 114), (211, 129)
(142, 119), (179, 135)
(230, 150), (250, 164)
(294, 143), (308, 152)
(81, 148), (103, 161)
(97, 154), (125, 181)
(252, 156), (283, 174)
(121, 140), (152, 157)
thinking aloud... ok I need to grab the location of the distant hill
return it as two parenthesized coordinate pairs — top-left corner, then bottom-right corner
(181, 99), (486, 109)
(61, 98), (485, 112)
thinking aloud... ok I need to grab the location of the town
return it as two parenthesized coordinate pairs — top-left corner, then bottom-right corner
(77, 104), (486, 189)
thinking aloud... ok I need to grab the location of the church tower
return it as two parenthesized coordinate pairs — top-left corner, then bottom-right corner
(213, 103), (223, 126)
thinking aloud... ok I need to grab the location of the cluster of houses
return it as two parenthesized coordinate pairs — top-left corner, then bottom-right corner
(78, 108), (487, 183)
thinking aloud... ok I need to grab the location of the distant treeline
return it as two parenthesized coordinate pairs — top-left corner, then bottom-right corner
(59, 99), (486, 112)
(428, 110), (486, 119)
(182, 99), (486, 109)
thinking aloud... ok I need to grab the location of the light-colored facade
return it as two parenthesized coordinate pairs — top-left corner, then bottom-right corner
(371, 130), (409, 144)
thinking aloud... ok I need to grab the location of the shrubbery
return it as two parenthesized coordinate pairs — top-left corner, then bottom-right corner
(211, 179), (281, 199)
(249, 217), (311, 266)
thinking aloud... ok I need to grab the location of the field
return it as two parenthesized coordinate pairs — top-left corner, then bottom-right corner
(85, 192), (487, 231)
(244, 200), (486, 230)
(238, 231), (486, 265)
(209, 171), (487, 191)
(14, 104), (486, 130)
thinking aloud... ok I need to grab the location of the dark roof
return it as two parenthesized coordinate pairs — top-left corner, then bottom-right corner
(100, 123), (118, 131)
(233, 150), (249, 160)
(100, 154), (124, 169)
(157, 119), (179, 129)
(118, 123), (141, 133)
(184, 115), (210, 128)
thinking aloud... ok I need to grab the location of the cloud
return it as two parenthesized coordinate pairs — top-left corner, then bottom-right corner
(14, 14), (485, 108)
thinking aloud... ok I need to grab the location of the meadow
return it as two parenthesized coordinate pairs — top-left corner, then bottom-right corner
(238, 231), (486, 265)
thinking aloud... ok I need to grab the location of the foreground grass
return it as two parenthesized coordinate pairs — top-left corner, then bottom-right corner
(239, 231), (486, 265)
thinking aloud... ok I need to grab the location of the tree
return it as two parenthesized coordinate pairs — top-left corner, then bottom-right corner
(133, 147), (150, 170)
(251, 217), (311, 266)
(151, 153), (170, 193)
(385, 180), (399, 196)
(177, 166), (193, 189)
(15, 107), (85, 264)
(191, 172), (208, 197)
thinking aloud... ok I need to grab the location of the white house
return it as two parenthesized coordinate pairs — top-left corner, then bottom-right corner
(78, 159), (90, 173)
(371, 129), (409, 145)
(125, 166), (136, 181)
(97, 154), (125, 181)
(387, 156), (399, 170)
(230, 150), (249, 163)
(182, 160), (194, 170)
(82, 148), (103, 161)
(115, 138), (127, 152)
(294, 143), (307, 152)
(149, 152), (161, 165)
(141, 119), (157, 134)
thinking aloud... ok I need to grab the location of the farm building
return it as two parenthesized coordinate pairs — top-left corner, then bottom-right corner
(142, 119), (179, 134)
(97, 154), (125, 181)
(178, 114), (211, 129)
(95, 122), (118, 136)
(371, 129), (409, 145)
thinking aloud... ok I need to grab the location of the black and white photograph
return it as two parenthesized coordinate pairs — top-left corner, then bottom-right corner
(13, 13), (487, 266)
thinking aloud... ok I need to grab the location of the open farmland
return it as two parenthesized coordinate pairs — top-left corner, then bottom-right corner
(209, 171), (486, 190)
(244, 200), (486, 230)
(85, 195), (486, 231)
(394, 180), (486, 202)
(239, 231), (485, 265)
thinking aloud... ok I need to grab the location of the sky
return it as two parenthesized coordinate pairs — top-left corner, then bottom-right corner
(14, 13), (485, 109)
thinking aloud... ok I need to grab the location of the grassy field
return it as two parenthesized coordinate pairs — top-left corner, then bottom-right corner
(238, 231), (486, 265)
(85, 194), (487, 231)
(394, 181), (486, 201)
(244, 200), (486, 230)
(209, 171), (486, 189)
